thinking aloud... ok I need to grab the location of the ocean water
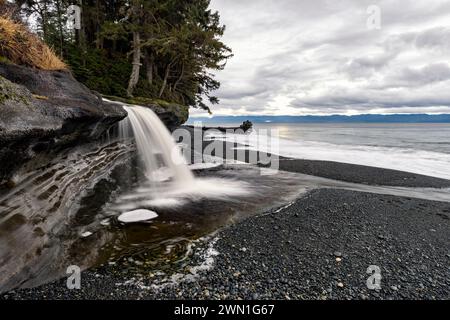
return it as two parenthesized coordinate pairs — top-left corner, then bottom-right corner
(202, 123), (450, 180)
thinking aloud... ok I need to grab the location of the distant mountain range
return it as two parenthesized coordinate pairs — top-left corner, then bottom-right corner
(188, 114), (450, 123)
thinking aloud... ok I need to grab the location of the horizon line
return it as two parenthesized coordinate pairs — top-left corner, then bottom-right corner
(189, 113), (450, 118)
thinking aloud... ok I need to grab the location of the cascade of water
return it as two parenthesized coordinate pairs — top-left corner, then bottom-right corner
(118, 105), (194, 186)
(112, 102), (251, 211)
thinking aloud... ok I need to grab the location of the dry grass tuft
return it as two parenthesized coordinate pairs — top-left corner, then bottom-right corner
(0, 16), (67, 70)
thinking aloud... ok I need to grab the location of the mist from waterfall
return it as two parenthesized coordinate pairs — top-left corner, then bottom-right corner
(120, 106), (194, 185)
(114, 104), (252, 211)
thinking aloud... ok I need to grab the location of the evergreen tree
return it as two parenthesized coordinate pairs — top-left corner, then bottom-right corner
(9, 0), (232, 113)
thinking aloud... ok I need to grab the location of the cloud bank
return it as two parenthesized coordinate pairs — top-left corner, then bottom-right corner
(192, 0), (450, 116)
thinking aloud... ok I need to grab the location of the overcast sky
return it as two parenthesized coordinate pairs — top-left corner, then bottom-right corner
(191, 0), (450, 117)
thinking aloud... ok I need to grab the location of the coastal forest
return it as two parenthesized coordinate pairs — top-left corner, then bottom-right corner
(0, 0), (232, 113)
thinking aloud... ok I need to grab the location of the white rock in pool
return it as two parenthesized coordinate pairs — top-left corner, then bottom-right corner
(118, 209), (158, 223)
(81, 231), (93, 238)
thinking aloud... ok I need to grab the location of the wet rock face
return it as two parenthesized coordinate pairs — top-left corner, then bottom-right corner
(102, 95), (189, 131)
(0, 63), (127, 185)
(147, 102), (189, 131)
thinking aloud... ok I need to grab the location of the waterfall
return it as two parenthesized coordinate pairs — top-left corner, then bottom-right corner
(111, 101), (251, 211)
(119, 105), (194, 186)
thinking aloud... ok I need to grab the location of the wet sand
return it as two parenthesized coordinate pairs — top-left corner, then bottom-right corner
(273, 158), (450, 188)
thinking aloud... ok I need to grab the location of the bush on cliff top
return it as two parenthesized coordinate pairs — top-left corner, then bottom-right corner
(0, 17), (66, 71)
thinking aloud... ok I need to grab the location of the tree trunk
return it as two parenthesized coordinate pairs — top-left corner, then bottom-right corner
(55, 0), (64, 58)
(78, 0), (87, 67)
(95, 0), (103, 49)
(127, 31), (141, 97)
(173, 63), (184, 92)
(159, 63), (171, 98)
(40, 8), (48, 42)
(145, 51), (154, 86)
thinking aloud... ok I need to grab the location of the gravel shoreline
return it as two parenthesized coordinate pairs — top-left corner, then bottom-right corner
(273, 158), (450, 188)
(3, 186), (449, 300)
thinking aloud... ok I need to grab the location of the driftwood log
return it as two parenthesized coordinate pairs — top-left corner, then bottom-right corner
(186, 120), (253, 133)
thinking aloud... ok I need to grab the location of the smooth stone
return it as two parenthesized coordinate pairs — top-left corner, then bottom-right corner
(81, 231), (93, 238)
(118, 209), (158, 223)
(100, 219), (110, 226)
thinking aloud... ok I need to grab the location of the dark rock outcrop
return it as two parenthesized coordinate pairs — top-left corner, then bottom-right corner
(102, 95), (189, 131)
(0, 63), (127, 185)
(147, 102), (189, 131)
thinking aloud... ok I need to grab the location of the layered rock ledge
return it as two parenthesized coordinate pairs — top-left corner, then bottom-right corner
(0, 63), (127, 185)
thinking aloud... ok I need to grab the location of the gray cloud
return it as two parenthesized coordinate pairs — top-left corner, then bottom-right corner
(292, 83), (450, 110)
(385, 63), (450, 88)
(415, 27), (450, 52)
(341, 52), (397, 78)
(190, 0), (450, 116)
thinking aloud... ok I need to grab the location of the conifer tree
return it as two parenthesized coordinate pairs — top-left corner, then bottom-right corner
(9, 0), (232, 113)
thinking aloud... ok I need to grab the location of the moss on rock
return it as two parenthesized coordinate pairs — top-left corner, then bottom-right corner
(103, 94), (189, 126)
(0, 55), (13, 65)
(0, 75), (30, 105)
